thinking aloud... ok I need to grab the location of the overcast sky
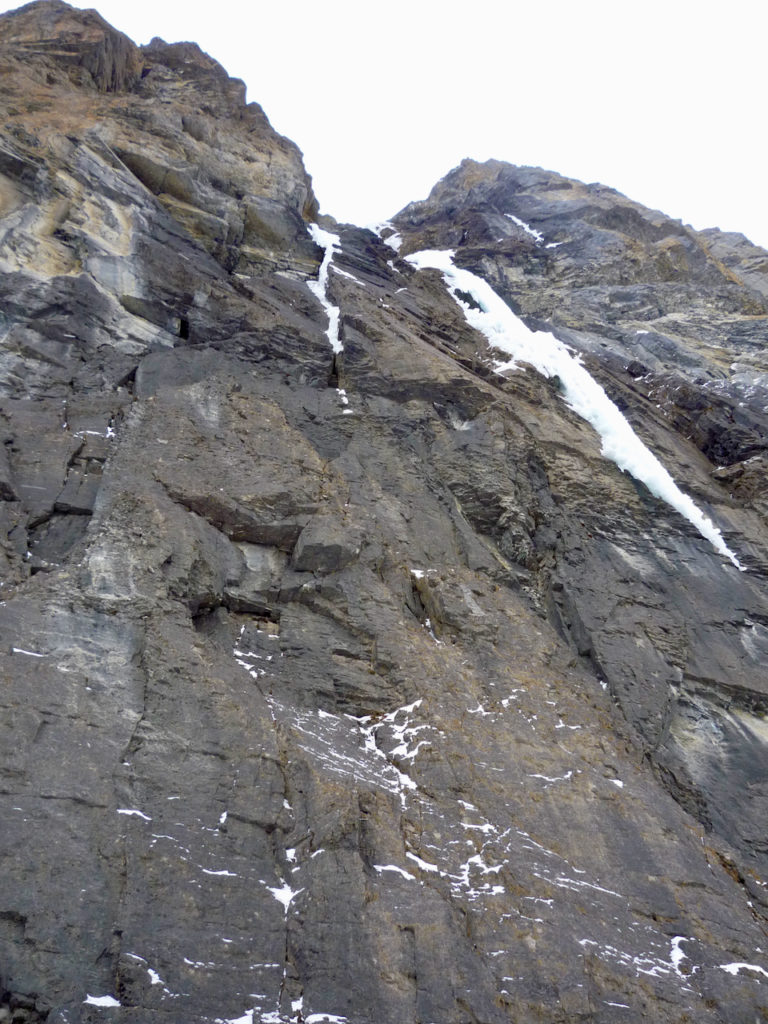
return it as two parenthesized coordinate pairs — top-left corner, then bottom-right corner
(4, 0), (767, 249)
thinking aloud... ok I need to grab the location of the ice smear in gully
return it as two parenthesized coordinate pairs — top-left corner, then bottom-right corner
(307, 224), (342, 352)
(405, 249), (743, 570)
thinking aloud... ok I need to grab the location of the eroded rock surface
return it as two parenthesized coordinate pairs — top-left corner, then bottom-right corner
(1, 5), (768, 1024)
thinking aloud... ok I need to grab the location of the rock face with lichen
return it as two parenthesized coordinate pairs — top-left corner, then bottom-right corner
(1, 4), (768, 1023)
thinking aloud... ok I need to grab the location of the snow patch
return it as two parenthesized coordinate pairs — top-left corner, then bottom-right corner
(406, 851), (440, 873)
(267, 883), (304, 911)
(670, 936), (690, 976)
(335, 387), (355, 414)
(374, 863), (416, 880)
(720, 961), (768, 978)
(371, 220), (403, 253)
(384, 232), (403, 252)
(84, 995), (121, 1007)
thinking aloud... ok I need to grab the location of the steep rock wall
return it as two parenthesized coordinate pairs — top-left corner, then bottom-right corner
(0, 5), (767, 1024)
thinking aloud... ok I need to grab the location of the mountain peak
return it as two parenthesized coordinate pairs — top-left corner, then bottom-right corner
(0, 0), (142, 91)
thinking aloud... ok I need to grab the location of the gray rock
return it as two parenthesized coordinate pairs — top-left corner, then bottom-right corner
(1, 6), (768, 1024)
(292, 514), (362, 573)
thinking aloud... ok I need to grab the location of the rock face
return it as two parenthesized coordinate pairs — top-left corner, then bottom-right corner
(1, 6), (768, 1024)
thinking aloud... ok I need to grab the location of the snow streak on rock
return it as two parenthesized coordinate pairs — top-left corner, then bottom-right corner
(406, 249), (744, 570)
(307, 224), (342, 353)
(370, 220), (403, 252)
(505, 212), (544, 245)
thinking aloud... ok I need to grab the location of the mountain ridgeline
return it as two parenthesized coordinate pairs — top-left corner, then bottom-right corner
(1, 3), (768, 1023)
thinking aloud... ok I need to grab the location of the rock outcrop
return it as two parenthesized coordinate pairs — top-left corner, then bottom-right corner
(1, 5), (767, 1023)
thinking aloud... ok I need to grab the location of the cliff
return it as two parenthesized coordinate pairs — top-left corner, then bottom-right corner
(0, 4), (767, 1024)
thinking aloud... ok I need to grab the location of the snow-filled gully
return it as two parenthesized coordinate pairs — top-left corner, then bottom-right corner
(307, 224), (342, 354)
(307, 224), (355, 416)
(405, 249), (743, 570)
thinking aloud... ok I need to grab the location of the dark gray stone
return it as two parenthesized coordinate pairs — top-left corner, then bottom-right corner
(292, 515), (362, 573)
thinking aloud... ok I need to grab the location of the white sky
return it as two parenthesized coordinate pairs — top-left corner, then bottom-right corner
(3, 0), (767, 249)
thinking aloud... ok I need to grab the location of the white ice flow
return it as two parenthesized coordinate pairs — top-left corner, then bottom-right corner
(405, 249), (743, 570)
(307, 223), (342, 353)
